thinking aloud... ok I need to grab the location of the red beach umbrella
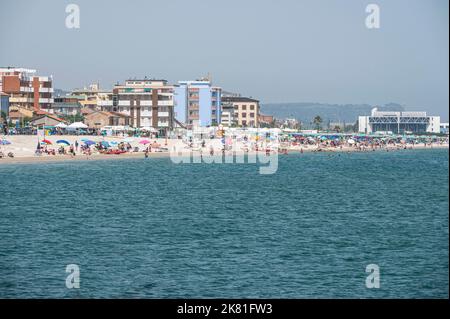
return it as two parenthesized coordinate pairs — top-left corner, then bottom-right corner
(42, 139), (52, 145)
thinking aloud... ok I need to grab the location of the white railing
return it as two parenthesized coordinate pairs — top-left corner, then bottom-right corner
(158, 100), (173, 106)
(98, 100), (113, 106)
(118, 100), (130, 106)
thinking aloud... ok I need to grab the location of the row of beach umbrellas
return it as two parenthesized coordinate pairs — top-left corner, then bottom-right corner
(36, 138), (159, 148)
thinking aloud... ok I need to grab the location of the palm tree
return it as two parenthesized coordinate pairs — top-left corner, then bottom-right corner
(313, 115), (323, 130)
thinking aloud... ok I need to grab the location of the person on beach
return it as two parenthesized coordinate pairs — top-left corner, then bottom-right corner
(75, 140), (79, 152)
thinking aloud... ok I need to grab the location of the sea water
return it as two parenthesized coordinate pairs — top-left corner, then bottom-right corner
(0, 149), (448, 298)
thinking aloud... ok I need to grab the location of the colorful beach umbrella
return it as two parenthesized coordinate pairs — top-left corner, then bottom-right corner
(101, 141), (111, 148)
(0, 140), (11, 145)
(139, 140), (150, 145)
(41, 139), (52, 145)
(56, 140), (70, 146)
(84, 140), (96, 146)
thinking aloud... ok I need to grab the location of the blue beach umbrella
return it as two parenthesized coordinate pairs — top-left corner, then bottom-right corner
(0, 140), (11, 145)
(84, 140), (96, 146)
(56, 140), (70, 146)
(101, 141), (111, 148)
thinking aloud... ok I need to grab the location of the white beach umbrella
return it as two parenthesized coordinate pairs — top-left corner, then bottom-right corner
(68, 122), (88, 129)
(55, 122), (68, 128)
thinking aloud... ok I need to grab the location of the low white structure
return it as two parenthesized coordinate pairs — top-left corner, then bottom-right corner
(359, 108), (441, 134)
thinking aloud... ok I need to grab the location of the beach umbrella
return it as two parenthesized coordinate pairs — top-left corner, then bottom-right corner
(68, 122), (88, 129)
(139, 139), (151, 145)
(56, 140), (70, 146)
(0, 140), (11, 145)
(84, 140), (96, 146)
(42, 139), (52, 145)
(123, 137), (134, 142)
(347, 139), (356, 144)
(110, 141), (118, 145)
(101, 141), (111, 148)
(55, 122), (68, 128)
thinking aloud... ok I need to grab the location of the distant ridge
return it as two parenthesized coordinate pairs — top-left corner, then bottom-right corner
(260, 102), (405, 123)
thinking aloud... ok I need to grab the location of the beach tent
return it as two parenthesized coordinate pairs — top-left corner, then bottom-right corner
(141, 127), (158, 132)
(55, 122), (68, 128)
(68, 122), (88, 129)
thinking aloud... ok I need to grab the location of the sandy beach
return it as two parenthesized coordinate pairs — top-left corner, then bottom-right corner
(0, 134), (447, 165)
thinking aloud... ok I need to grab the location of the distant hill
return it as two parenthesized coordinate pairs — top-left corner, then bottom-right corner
(260, 102), (404, 124)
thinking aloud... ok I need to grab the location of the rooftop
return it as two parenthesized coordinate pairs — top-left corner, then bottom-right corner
(222, 96), (259, 103)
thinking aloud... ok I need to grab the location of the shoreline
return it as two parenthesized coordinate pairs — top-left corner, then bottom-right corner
(1, 144), (448, 165)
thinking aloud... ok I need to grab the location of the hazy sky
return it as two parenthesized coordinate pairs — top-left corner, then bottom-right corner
(0, 0), (448, 119)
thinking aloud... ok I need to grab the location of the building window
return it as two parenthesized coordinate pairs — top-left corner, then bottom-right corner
(250, 113), (255, 118)
(242, 113), (247, 118)
(242, 105), (247, 110)
(250, 105), (255, 110)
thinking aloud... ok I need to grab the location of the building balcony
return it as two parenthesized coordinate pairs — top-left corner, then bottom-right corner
(158, 100), (173, 106)
(98, 100), (113, 106)
(39, 98), (54, 104)
(9, 97), (33, 103)
(39, 87), (54, 93)
(118, 100), (130, 106)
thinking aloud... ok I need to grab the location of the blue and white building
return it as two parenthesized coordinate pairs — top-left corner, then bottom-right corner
(174, 80), (221, 127)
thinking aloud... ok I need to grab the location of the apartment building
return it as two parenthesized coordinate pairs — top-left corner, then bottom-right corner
(98, 79), (174, 131)
(221, 96), (260, 127)
(0, 67), (53, 112)
(69, 83), (111, 111)
(220, 100), (236, 127)
(174, 80), (222, 127)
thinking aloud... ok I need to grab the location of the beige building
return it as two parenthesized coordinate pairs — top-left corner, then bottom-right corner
(84, 111), (130, 129)
(29, 114), (65, 127)
(221, 96), (260, 127)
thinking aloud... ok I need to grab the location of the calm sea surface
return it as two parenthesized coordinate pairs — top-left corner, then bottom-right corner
(0, 149), (448, 298)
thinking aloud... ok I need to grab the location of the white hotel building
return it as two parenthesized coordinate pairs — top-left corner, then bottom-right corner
(359, 108), (441, 134)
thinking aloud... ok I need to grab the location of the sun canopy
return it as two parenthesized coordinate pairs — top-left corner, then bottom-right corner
(68, 122), (88, 129)
(56, 140), (70, 146)
(41, 139), (52, 145)
(55, 122), (68, 128)
(83, 140), (96, 146)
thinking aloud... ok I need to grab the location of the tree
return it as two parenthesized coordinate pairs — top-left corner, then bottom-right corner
(63, 114), (84, 123)
(313, 115), (323, 130)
